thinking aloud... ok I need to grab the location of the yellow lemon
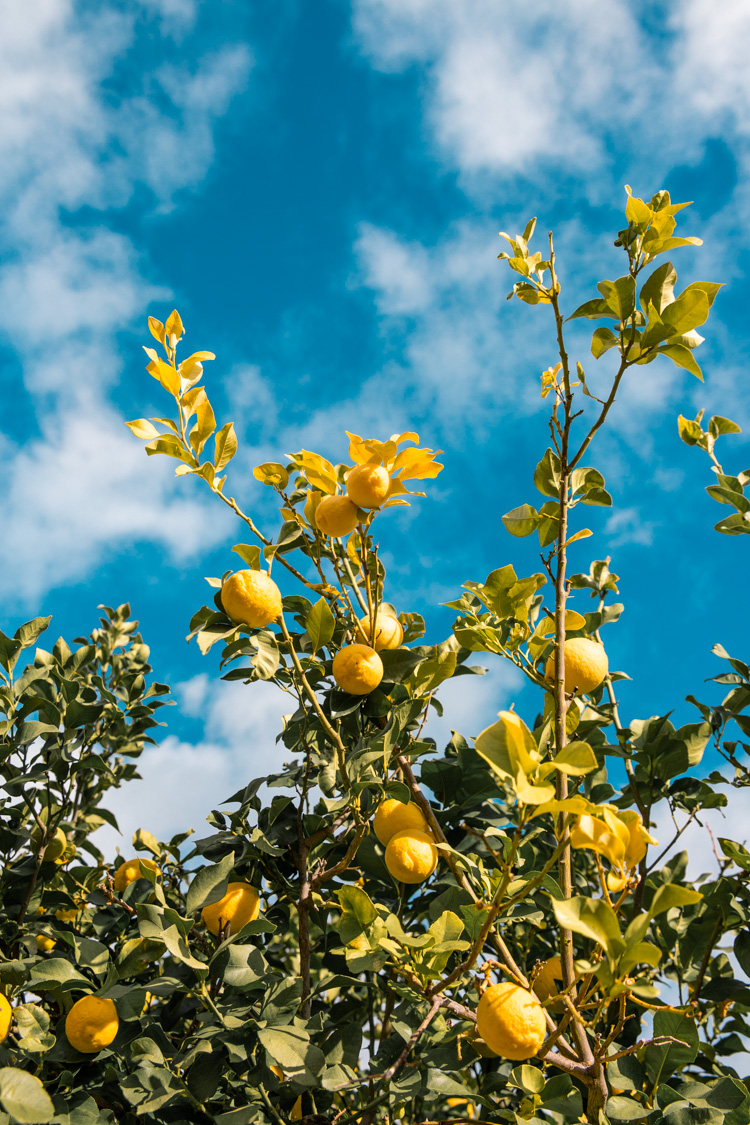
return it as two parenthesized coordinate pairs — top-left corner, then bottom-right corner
(346, 464), (390, 509)
(65, 995), (119, 1054)
(332, 644), (383, 694)
(201, 882), (261, 936)
(356, 612), (403, 651)
(55, 908), (80, 924)
(36, 934), (56, 952)
(476, 982), (546, 1060)
(31, 825), (67, 863)
(315, 494), (360, 537)
(545, 637), (608, 695)
(221, 570), (282, 628)
(385, 830), (438, 884)
(0, 995), (11, 1042)
(113, 857), (160, 894)
(533, 956), (564, 1012)
(373, 798), (430, 846)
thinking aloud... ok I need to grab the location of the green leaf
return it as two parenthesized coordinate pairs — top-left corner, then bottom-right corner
(533, 449), (561, 498)
(185, 853), (235, 915)
(598, 276), (635, 321)
(145, 435), (193, 463)
(232, 543), (262, 570)
(509, 1065), (545, 1095)
(551, 740), (598, 775)
(501, 504), (539, 537)
(214, 423), (237, 471)
(678, 415), (703, 446)
(606, 1095), (648, 1120)
(253, 462), (289, 488)
(551, 897), (622, 961)
(659, 343), (704, 381)
(569, 297), (616, 321)
(591, 326), (619, 358)
(0, 1068), (54, 1123)
(640, 261), (677, 314)
(306, 598), (335, 654)
(709, 415), (742, 438)
(337, 886), (377, 928)
(474, 712), (538, 780)
(257, 1026), (324, 1077)
(645, 1012), (699, 1083)
(661, 289), (710, 335)
(133, 828), (161, 857)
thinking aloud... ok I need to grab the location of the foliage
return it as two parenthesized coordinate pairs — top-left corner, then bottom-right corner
(1, 190), (749, 1125)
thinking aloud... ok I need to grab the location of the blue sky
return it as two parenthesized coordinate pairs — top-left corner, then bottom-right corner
(1, 0), (748, 857)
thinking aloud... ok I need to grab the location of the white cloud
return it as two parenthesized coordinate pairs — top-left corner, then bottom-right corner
(0, 1), (252, 604)
(99, 675), (291, 853)
(603, 507), (656, 549)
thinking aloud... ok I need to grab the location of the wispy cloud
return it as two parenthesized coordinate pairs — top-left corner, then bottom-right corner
(0, 0), (252, 605)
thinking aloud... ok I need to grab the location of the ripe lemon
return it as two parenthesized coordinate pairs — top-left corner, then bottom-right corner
(31, 825), (67, 863)
(113, 857), (160, 894)
(221, 570), (282, 628)
(385, 830), (438, 884)
(201, 882), (261, 936)
(533, 955), (564, 1012)
(373, 798), (430, 845)
(65, 995), (119, 1054)
(346, 464), (390, 509)
(544, 637), (608, 695)
(0, 995), (11, 1042)
(476, 982), (546, 1060)
(55, 908), (80, 924)
(356, 612), (403, 651)
(315, 494), (360, 537)
(36, 934), (56, 952)
(332, 644), (383, 694)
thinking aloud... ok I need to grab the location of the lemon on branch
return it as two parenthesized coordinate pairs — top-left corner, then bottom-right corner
(0, 995), (11, 1043)
(31, 825), (67, 863)
(385, 829), (438, 884)
(332, 644), (383, 694)
(315, 494), (360, 537)
(201, 882), (261, 936)
(65, 996), (119, 1054)
(113, 857), (160, 894)
(476, 982), (546, 1060)
(346, 464), (390, 509)
(356, 611), (403, 651)
(545, 637), (608, 695)
(222, 570), (282, 628)
(36, 934), (56, 952)
(373, 798), (430, 845)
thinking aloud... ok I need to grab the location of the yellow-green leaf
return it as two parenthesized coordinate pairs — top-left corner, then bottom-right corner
(214, 423), (237, 471)
(515, 770), (556, 805)
(165, 308), (184, 345)
(254, 462), (290, 488)
(147, 358), (181, 395)
(148, 316), (166, 344)
(126, 419), (161, 440)
(474, 710), (539, 780)
(551, 740), (598, 776)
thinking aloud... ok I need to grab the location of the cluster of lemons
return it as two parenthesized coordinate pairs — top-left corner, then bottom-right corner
(221, 459), (407, 696)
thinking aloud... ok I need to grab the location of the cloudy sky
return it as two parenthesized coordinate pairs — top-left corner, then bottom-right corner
(1, 0), (748, 860)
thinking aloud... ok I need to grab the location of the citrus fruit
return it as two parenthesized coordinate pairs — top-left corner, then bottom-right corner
(385, 830), (438, 884)
(315, 494), (360, 537)
(544, 637), (608, 695)
(357, 612), (403, 651)
(0, 995), (11, 1042)
(55, 908), (80, 924)
(373, 798), (430, 845)
(476, 982), (546, 1060)
(533, 956), (564, 1012)
(65, 995), (119, 1054)
(113, 857), (160, 894)
(221, 570), (282, 628)
(36, 934), (56, 952)
(31, 825), (67, 862)
(201, 882), (261, 936)
(332, 644), (383, 694)
(346, 464), (390, 509)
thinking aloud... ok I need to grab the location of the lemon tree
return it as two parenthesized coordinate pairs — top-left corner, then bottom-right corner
(0, 189), (749, 1124)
